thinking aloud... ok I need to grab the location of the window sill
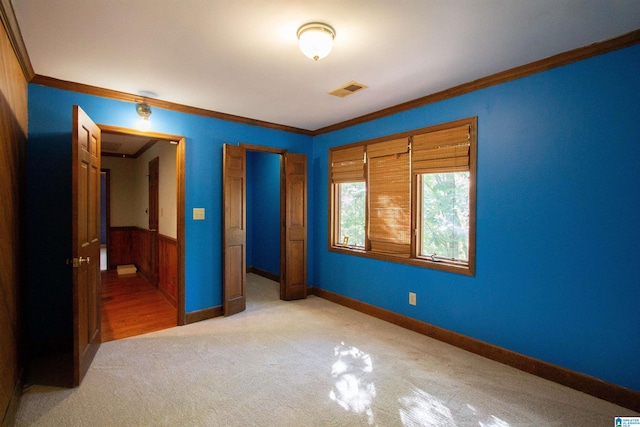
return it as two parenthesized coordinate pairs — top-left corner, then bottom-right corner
(329, 245), (474, 276)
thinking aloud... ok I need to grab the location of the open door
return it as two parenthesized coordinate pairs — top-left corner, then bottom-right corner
(72, 105), (101, 386)
(223, 144), (247, 315)
(223, 145), (307, 309)
(281, 153), (307, 300)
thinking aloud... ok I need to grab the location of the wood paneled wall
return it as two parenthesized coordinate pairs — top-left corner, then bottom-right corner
(108, 227), (177, 307)
(108, 227), (149, 275)
(158, 235), (178, 307)
(108, 226), (135, 268)
(131, 228), (151, 281)
(0, 17), (27, 427)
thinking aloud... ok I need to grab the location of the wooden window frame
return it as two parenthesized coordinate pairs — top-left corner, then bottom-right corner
(328, 117), (477, 276)
(333, 181), (366, 249)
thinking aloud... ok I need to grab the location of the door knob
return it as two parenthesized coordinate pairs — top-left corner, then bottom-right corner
(149, 229), (157, 232)
(67, 257), (90, 267)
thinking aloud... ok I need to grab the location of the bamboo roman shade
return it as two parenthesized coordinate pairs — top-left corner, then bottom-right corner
(412, 124), (470, 174)
(331, 145), (365, 182)
(367, 138), (411, 256)
(329, 117), (477, 274)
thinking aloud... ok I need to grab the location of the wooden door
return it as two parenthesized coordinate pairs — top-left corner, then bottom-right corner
(281, 153), (307, 300)
(148, 157), (159, 286)
(72, 105), (101, 386)
(223, 144), (247, 315)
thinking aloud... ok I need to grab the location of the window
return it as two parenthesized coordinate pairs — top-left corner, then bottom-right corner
(337, 182), (365, 248)
(330, 145), (366, 248)
(329, 117), (476, 275)
(419, 172), (469, 261)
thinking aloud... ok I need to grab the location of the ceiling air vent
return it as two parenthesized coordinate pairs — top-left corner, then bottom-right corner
(328, 80), (368, 98)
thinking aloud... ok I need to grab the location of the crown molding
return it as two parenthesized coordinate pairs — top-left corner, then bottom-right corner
(313, 28), (640, 136)
(0, 0), (34, 80)
(20, 22), (640, 138)
(30, 75), (314, 136)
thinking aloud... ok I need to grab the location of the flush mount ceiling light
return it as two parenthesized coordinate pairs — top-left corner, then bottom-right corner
(136, 102), (152, 131)
(297, 22), (335, 61)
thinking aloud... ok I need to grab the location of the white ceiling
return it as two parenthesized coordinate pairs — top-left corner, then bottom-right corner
(11, 0), (640, 132)
(101, 132), (158, 156)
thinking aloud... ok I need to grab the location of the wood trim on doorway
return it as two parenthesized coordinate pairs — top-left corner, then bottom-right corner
(98, 124), (187, 326)
(101, 169), (111, 269)
(175, 136), (186, 325)
(238, 143), (287, 155)
(148, 157), (160, 287)
(239, 143), (288, 302)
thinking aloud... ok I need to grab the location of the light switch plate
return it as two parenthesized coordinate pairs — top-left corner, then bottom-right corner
(193, 208), (205, 220)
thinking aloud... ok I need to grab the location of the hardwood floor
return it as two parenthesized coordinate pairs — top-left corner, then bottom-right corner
(101, 270), (177, 342)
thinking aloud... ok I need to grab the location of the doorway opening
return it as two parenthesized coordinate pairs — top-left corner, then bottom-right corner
(246, 150), (282, 307)
(223, 143), (307, 316)
(99, 125), (186, 340)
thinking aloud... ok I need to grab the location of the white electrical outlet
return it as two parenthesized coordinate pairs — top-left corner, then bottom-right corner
(409, 292), (417, 306)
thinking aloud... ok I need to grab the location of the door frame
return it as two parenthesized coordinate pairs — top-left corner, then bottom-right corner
(223, 144), (247, 316)
(238, 143), (300, 299)
(100, 169), (111, 270)
(148, 157), (160, 287)
(98, 124), (187, 325)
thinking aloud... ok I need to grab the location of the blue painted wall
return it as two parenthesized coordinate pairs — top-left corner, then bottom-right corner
(247, 151), (281, 276)
(25, 43), (639, 392)
(312, 44), (640, 392)
(26, 85), (312, 352)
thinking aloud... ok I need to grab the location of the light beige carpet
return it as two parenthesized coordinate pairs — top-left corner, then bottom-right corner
(15, 274), (638, 426)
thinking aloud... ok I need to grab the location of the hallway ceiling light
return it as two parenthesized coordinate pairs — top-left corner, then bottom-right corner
(297, 22), (335, 61)
(136, 102), (152, 131)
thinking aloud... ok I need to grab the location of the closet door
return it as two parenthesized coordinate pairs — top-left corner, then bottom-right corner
(223, 144), (247, 315)
(281, 152), (307, 300)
